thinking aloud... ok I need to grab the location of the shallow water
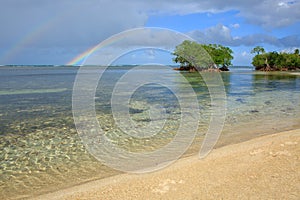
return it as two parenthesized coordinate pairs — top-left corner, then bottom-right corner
(0, 66), (300, 199)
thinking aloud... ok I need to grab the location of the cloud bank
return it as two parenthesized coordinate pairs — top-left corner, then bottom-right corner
(188, 24), (300, 47)
(0, 0), (299, 64)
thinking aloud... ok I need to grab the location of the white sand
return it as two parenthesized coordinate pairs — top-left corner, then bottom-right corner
(33, 129), (300, 200)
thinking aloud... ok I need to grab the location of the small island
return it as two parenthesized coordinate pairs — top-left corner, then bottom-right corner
(172, 40), (233, 72)
(172, 41), (300, 72)
(251, 46), (300, 71)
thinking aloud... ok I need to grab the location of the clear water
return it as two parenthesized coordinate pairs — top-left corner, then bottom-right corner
(0, 66), (300, 199)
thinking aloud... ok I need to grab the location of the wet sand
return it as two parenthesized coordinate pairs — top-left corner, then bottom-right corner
(33, 129), (300, 200)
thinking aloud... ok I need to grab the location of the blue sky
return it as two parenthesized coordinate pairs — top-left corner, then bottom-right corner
(0, 0), (299, 66)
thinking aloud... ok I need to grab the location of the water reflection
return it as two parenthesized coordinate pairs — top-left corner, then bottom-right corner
(252, 72), (299, 92)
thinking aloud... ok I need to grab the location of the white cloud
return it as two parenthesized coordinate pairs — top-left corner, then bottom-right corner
(188, 24), (300, 47)
(1, 0), (299, 47)
(0, 0), (148, 47)
(280, 46), (300, 53)
(241, 51), (248, 57)
(230, 23), (240, 29)
(235, 0), (300, 28)
(231, 48), (254, 66)
(0, 0), (299, 64)
(134, 0), (300, 28)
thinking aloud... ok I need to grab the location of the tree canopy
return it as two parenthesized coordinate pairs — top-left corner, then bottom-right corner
(173, 40), (234, 71)
(251, 47), (300, 71)
(251, 46), (265, 55)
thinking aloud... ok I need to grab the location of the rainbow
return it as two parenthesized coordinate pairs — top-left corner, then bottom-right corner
(66, 43), (100, 66)
(0, 24), (51, 64)
(67, 28), (138, 66)
(0, 6), (79, 64)
(67, 27), (193, 66)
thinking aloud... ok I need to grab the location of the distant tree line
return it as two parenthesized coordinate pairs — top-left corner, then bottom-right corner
(251, 46), (300, 71)
(172, 40), (233, 72)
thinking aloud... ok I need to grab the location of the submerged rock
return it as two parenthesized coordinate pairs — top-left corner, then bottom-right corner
(236, 98), (245, 103)
(264, 101), (272, 105)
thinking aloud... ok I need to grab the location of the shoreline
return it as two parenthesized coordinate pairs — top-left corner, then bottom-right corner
(33, 129), (300, 200)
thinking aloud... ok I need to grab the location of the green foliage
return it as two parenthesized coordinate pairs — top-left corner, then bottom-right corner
(172, 40), (210, 70)
(202, 44), (234, 67)
(173, 40), (234, 71)
(252, 53), (266, 68)
(251, 46), (265, 55)
(251, 48), (300, 71)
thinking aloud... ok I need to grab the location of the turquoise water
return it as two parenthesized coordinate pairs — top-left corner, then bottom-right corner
(0, 66), (300, 199)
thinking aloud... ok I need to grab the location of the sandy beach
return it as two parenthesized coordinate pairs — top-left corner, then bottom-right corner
(32, 129), (300, 200)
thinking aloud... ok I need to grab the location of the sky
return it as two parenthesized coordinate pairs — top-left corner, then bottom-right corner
(0, 0), (299, 66)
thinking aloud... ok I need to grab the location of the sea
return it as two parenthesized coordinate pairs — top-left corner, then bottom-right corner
(0, 65), (300, 199)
